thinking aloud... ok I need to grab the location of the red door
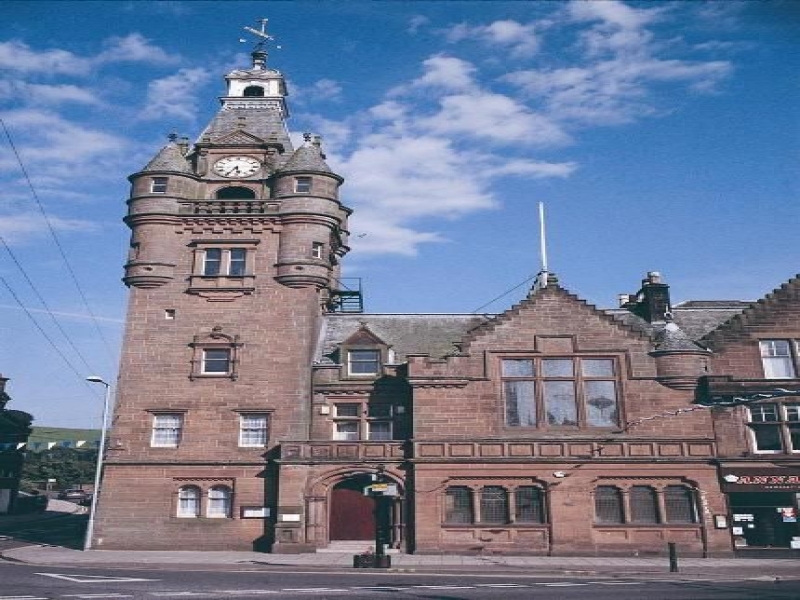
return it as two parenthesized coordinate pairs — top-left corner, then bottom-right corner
(329, 479), (375, 540)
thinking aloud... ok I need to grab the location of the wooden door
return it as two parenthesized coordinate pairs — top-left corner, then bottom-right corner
(329, 479), (375, 541)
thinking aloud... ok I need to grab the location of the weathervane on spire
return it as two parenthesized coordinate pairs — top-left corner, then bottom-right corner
(239, 19), (281, 69)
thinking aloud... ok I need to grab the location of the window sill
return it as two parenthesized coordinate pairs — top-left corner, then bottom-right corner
(442, 523), (548, 528)
(593, 523), (699, 528)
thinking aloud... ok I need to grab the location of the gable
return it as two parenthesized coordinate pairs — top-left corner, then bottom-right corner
(215, 130), (266, 145)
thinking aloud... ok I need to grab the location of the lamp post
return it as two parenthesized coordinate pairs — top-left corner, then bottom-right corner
(84, 376), (111, 551)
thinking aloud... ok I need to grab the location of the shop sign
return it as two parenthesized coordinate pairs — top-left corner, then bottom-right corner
(720, 468), (800, 491)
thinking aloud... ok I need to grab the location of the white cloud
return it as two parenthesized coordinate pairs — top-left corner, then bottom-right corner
(404, 55), (477, 92)
(446, 20), (543, 58)
(422, 92), (571, 146)
(408, 15), (430, 35)
(568, 0), (661, 30)
(291, 78), (343, 104)
(139, 67), (211, 121)
(348, 214), (445, 256)
(0, 41), (93, 76)
(0, 211), (97, 245)
(0, 81), (102, 106)
(97, 33), (180, 65)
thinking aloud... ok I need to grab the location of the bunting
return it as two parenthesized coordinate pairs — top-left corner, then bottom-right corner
(0, 440), (101, 451)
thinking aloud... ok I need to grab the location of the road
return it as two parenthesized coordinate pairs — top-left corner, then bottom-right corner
(0, 563), (798, 600)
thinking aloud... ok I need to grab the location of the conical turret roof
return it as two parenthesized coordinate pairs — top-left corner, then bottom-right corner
(280, 137), (333, 173)
(140, 141), (192, 174)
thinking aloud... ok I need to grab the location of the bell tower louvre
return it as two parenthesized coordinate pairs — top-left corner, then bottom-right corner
(94, 22), (352, 550)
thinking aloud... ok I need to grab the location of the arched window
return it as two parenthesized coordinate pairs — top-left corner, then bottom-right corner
(243, 85), (265, 97)
(480, 486), (509, 524)
(630, 486), (659, 524)
(515, 486), (546, 523)
(664, 485), (697, 523)
(444, 486), (473, 524)
(595, 486), (624, 524)
(216, 187), (256, 200)
(177, 486), (200, 518)
(207, 485), (232, 518)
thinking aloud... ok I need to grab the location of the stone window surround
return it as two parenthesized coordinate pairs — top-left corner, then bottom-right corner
(746, 401), (800, 454)
(759, 339), (799, 379)
(172, 478), (236, 519)
(146, 410), (188, 448)
(442, 480), (548, 526)
(189, 327), (242, 381)
(330, 400), (394, 441)
(187, 239), (259, 296)
(592, 482), (699, 526)
(499, 354), (623, 430)
(234, 410), (272, 448)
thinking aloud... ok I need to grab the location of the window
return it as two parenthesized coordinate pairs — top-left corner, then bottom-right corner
(664, 486), (697, 523)
(594, 484), (697, 525)
(311, 242), (324, 259)
(348, 349), (381, 376)
(151, 414), (183, 447)
(202, 248), (248, 276)
(202, 348), (231, 375)
(243, 85), (264, 97)
(331, 402), (394, 441)
(594, 486), (624, 524)
(748, 402), (800, 453)
(239, 414), (269, 447)
(151, 177), (168, 193)
(294, 177), (312, 193)
(502, 357), (619, 428)
(216, 186), (256, 200)
(444, 487), (473, 524)
(444, 485), (547, 525)
(207, 486), (232, 518)
(177, 486), (200, 518)
(480, 486), (509, 524)
(515, 486), (546, 523)
(760, 340), (797, 379)
(629, 486), (659, 524)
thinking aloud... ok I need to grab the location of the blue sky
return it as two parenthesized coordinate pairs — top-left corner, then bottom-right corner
(0, 1), (797, 428)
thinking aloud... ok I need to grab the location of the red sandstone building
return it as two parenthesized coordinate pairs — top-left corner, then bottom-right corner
(93, 39), (800, 556)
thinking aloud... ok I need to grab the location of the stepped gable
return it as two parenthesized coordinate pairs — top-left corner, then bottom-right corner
(140, 141), (192, 174)
(457, 273), (650, 351)
(701, 274), (800, 349)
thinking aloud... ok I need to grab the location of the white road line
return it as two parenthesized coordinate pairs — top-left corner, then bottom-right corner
(210, 593), (278, 596)
(412, 585), (475, 589)
(150, 594), (210, 598)
(0, 597), (49, 600)
(538, 582), (590, 586)
(352, 588), (406, 591)
(62, 596), (134, 599)
(280, 589), (349, 593)
(595, 582), (643, 585)
(474, 583), (529, 587)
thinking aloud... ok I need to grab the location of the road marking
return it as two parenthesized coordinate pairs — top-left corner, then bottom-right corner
(36, 573), (157, 583)
(352, 587), (406, 591)
(412, 585), (475, 589)
(595, 581), (643, 585)
(0, 597), (49, 600)
(475, 583), (529, 587)
(538, 582), (589, 586)
(280, 589), (349, 593)
(211, 593), (278, 596)
(62, 594), (135, 598)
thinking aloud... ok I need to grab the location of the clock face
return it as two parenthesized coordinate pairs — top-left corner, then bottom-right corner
(213, 156), (261, 178)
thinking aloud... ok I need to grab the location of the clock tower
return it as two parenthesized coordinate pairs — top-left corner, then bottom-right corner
(95, 25), (351, 550)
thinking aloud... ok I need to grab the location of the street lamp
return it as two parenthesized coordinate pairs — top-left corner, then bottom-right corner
(84, 375), (112, 551)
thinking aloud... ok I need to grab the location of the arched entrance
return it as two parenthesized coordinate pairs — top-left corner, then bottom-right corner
(329, 478), (375, 541)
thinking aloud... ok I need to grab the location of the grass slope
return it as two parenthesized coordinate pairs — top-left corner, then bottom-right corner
(29, 426), (101, 444)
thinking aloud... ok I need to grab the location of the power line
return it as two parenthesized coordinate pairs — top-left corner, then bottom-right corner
(0, 276), (100, 397)
(0, 235), (96, 373)
(471, 274), (537, 314)
(0, 117), (117, 371)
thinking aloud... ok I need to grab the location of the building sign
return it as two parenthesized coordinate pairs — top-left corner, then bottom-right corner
(720, 467), (800, 491)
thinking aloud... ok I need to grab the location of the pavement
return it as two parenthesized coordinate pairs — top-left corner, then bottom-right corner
(2, 501), (798, 579)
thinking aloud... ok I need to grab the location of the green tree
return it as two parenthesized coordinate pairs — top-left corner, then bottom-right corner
(20, 446), (97, 490)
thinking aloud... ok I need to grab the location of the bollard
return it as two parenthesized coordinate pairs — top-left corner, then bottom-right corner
(668, 542), (679, 573)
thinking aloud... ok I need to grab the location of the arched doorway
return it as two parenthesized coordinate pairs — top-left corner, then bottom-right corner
(329, 478), (375, 541)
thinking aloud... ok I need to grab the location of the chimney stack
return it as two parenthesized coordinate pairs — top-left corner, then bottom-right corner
(625, 271), (671, 323)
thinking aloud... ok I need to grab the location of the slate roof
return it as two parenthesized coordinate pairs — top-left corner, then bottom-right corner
(317, 314), (489, 364)
(318, 301), (751, 362)
(280, 142), (332, 174)
(140, 142), (192, 174)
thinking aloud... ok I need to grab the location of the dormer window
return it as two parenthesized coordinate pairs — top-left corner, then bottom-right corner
(294, 177), (312, 193)
(151, 177), (168, 193)
(243, 85), (265, 97)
